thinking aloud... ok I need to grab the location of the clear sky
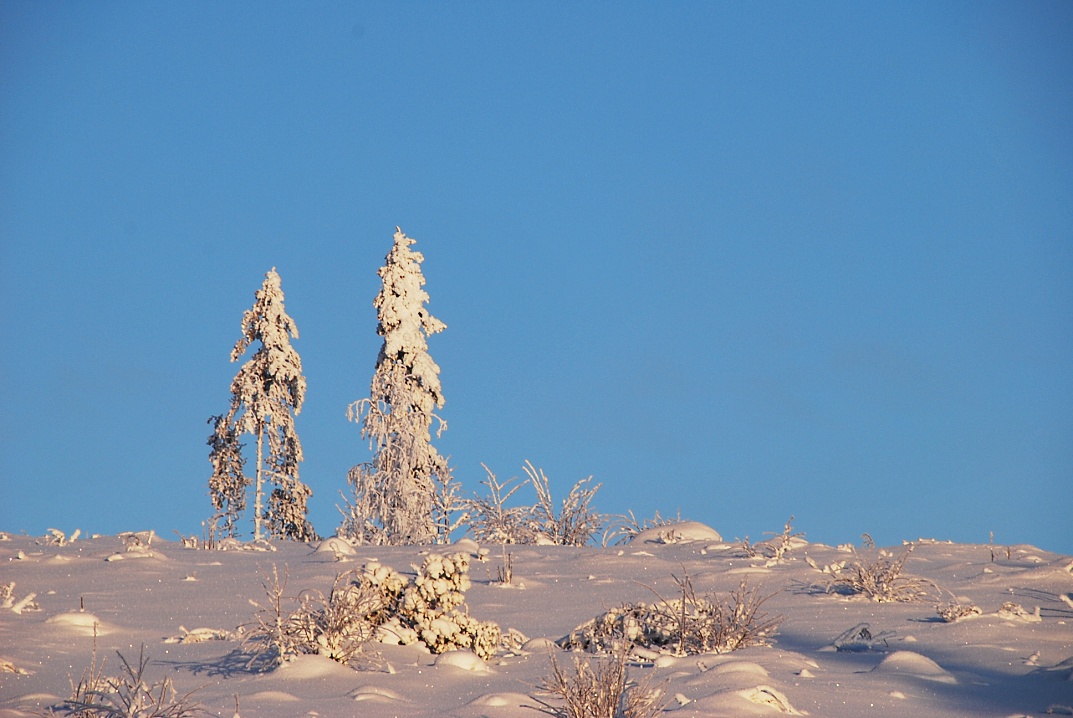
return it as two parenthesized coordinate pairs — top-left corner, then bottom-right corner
(2, 2), (1071, 553)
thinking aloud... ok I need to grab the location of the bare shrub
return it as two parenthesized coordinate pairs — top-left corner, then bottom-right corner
(826, 543), (940, 602)
(57, 644), (202, 718)
(242, 565), (384, 669)
(525, 461), (603, 546)
(465, 461), (604, 546)
(534, 646), (664, 718)
(464, 464), (532, 544)
(563, 575), (781, 656)
(290, 571), (387, 666)
(739, 516), (805, 562)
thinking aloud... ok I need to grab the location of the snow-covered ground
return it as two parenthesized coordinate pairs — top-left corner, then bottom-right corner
(2, 527), (1071, 717)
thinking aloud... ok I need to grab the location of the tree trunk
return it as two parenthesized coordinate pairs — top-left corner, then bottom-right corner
(254, 429), (264, 541)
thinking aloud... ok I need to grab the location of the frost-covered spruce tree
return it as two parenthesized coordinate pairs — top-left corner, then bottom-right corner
(206, 414), (248, 538)
(227, 268), (316, 542)
(342, 227), (457, 545)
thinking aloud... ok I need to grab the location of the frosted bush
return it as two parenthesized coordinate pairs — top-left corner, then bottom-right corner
(395, 552), (500, 660)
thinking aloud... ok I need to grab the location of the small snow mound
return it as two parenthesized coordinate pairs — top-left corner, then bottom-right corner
(654, 654), (680, 668)
(630, 521), (722, 544)
(276, 654), (354, 679)
(727, 566), (773, 575)
(314, 537), (355, 556)
(351, 686), (409, 703)
(521, 637), (559, 653)
(467, 692), (531, 708)
(45, 612), (109, 635)
(874, 651), (956, 684)
(435, 650), (493, 673)
(737, 685), (802, 714)
(709, 660), (769, 678)
(104, 551), (165, 562)
(245, 690), (300, 702)
(452, 538), (481, 555)
(1034, 655), (1073, 681)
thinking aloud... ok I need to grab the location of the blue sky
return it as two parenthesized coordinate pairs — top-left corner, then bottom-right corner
(2, 2), (1071, 553)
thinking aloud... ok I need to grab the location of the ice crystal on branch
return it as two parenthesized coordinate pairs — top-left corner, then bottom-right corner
(341, 228), (460, 545)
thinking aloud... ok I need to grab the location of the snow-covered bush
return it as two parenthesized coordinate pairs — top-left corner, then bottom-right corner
(243, 552), (501, 668)
(526, 461), (603, 546)
(936, 601), (982, 622)
(1, 582), (40, 614)
(396, 553), (501, 660)
(464, 465), (532, 544)
(561, 576), (781, 656)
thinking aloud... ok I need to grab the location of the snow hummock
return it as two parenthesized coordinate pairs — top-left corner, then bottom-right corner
(629, 520), (723, 544)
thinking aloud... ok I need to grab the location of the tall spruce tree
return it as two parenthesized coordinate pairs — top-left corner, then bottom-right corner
(225, 268), (316, 541)
(342, 227), (457, 544)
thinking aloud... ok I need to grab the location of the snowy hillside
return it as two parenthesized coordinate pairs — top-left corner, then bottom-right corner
(2, 528), (1071, 717)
